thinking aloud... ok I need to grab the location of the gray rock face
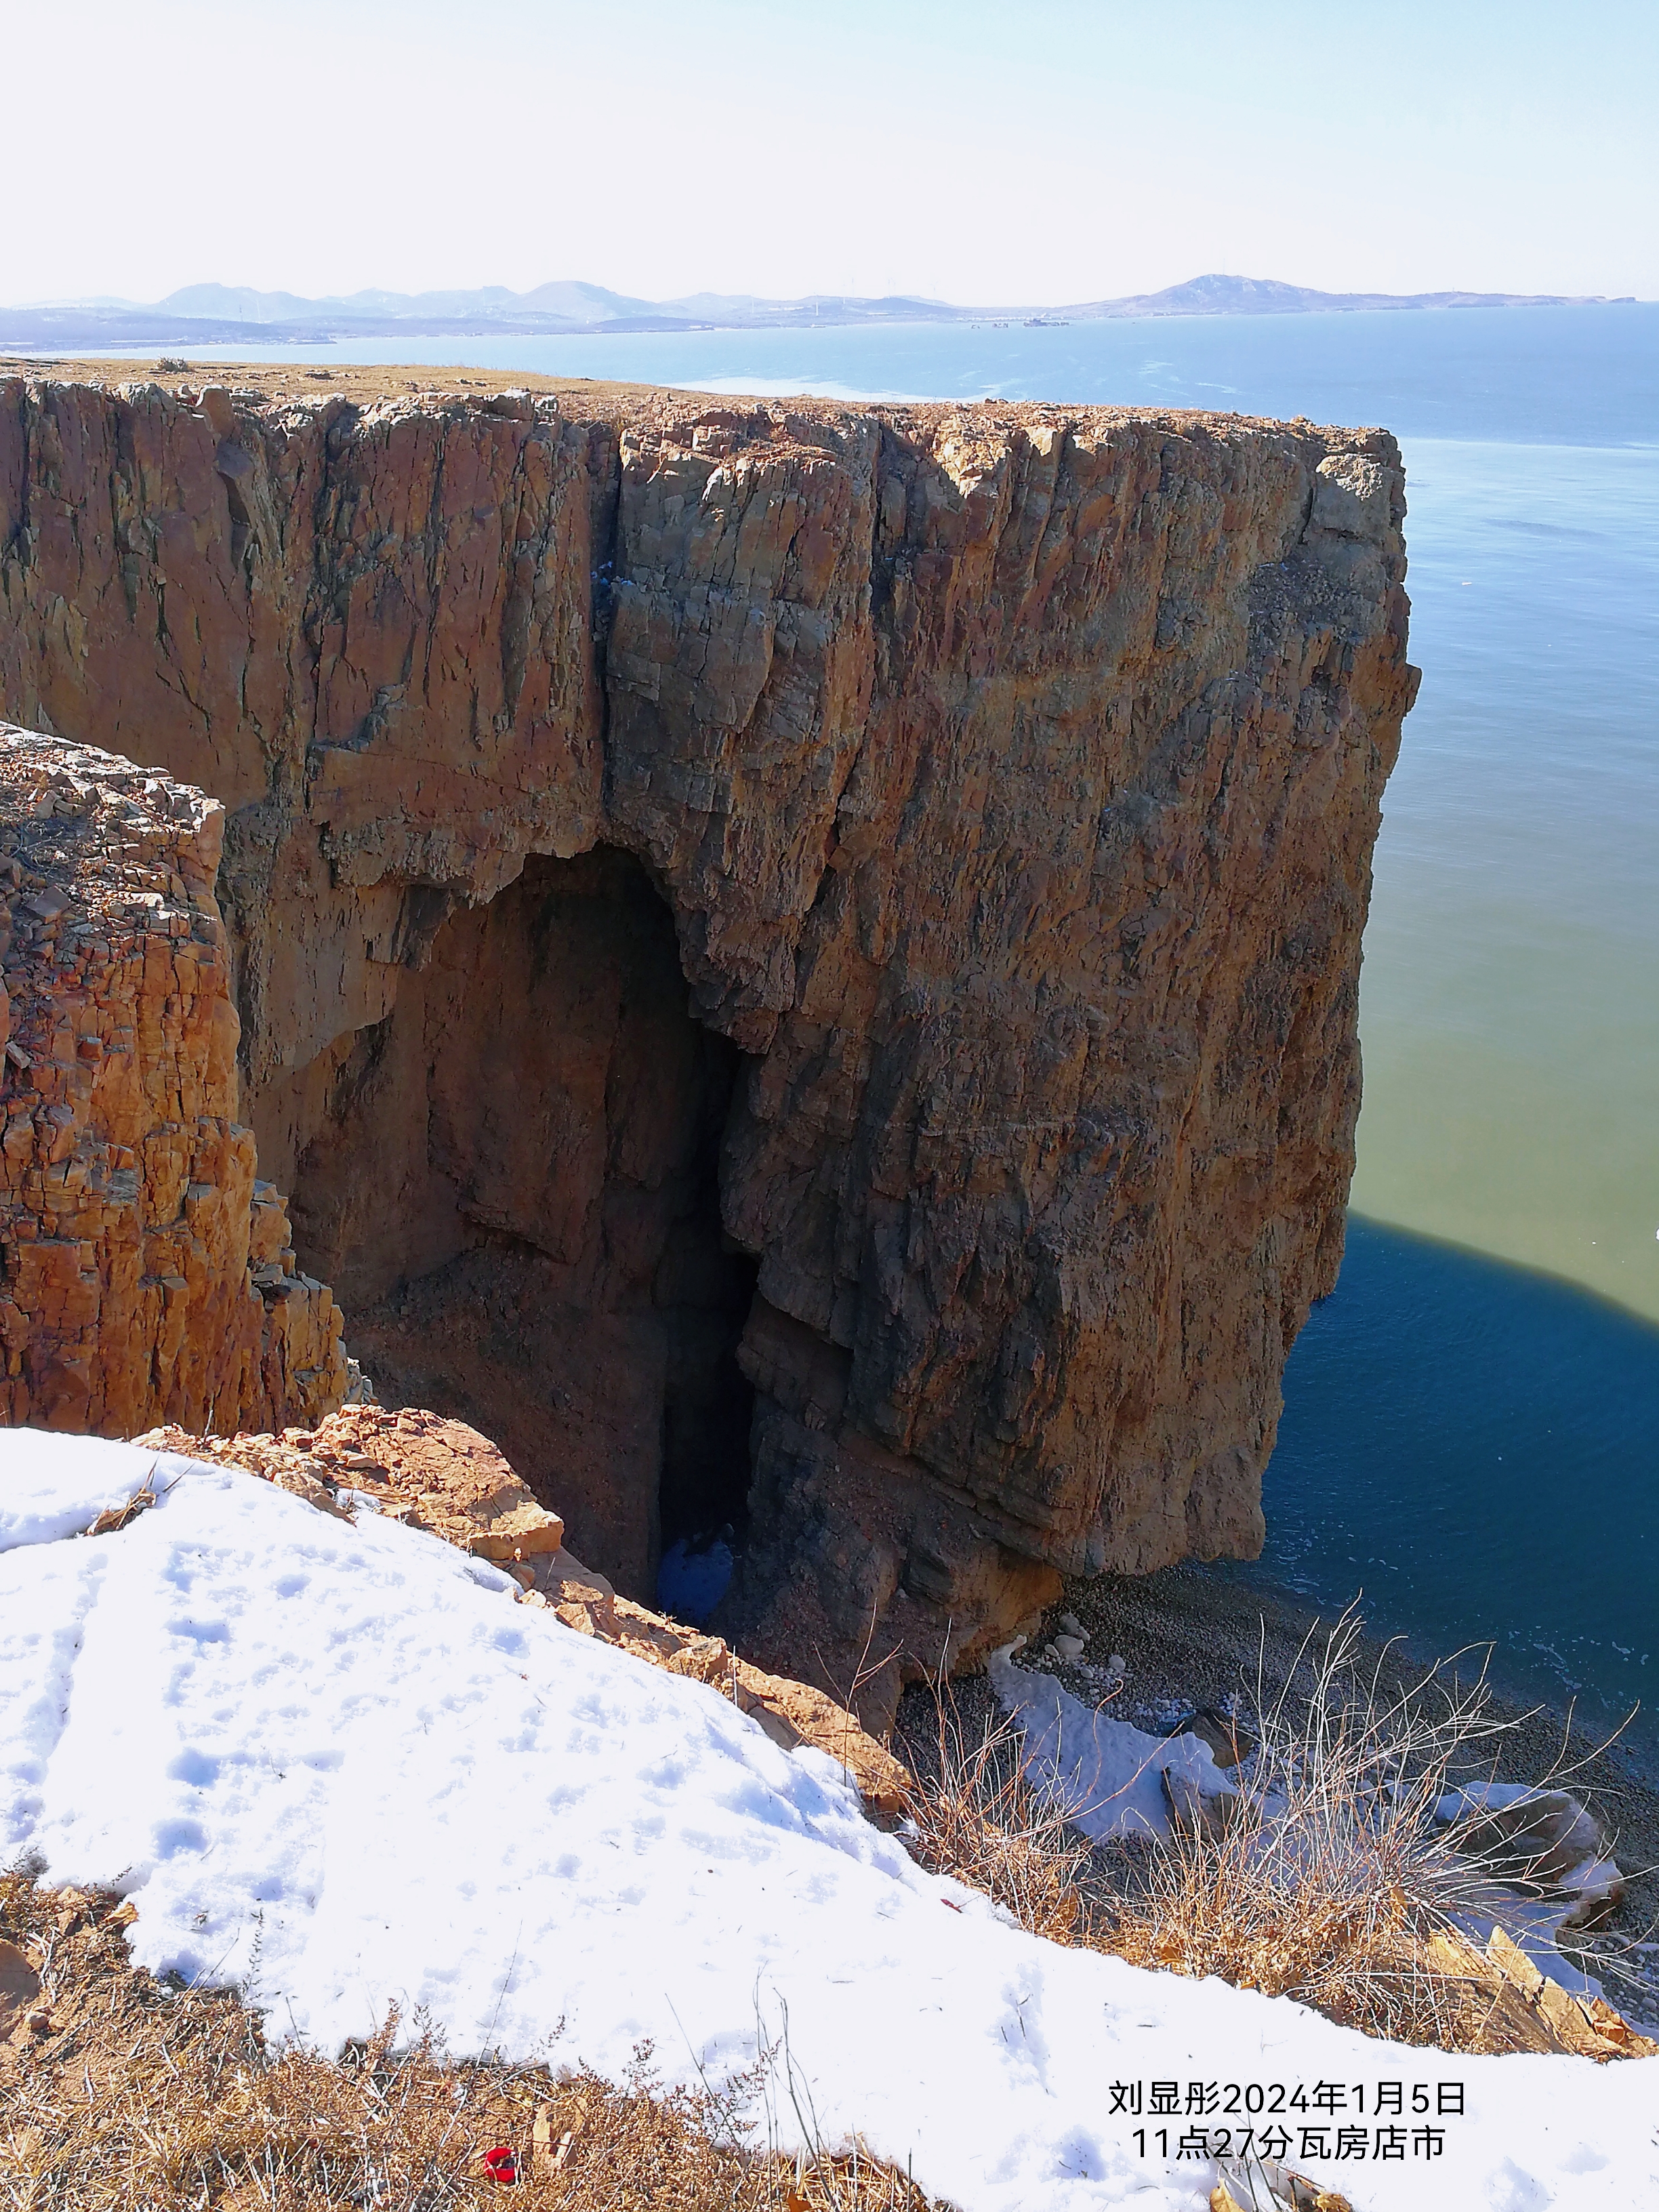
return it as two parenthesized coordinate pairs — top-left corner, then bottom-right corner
(0, 371), (1416, 1715)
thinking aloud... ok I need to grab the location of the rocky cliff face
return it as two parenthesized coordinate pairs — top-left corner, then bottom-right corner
(0, 369), (1416, 1711)
(0, 723), (346, 1432)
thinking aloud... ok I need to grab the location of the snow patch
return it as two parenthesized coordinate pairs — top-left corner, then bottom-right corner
(987, 1637), (1228, 1840)
(1, 1431), (1653, 2211)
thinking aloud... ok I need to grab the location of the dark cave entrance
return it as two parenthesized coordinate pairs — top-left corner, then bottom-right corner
(279, 847), (758, 1603)
(651, 1036), (761, 1560)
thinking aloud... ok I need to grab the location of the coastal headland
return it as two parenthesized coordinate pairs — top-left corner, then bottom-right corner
(0, 361), (1416, 1715)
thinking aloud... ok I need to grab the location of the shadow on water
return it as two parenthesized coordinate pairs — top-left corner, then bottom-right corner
(1218, 1215), (1659, 1767)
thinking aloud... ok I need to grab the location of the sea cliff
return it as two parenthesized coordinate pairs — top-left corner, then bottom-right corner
(0, 369), (1416, 1703)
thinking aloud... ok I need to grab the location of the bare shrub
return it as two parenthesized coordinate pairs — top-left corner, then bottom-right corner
(899, 1613), (1649, 2053)
(899, 1700), (1101, 1948)
(1094, 1612), (1526, 2043)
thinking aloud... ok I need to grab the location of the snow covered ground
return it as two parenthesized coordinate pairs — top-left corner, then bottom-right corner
(987, 1642), (1233, 1843)
(2, 1430), (1654, 2209)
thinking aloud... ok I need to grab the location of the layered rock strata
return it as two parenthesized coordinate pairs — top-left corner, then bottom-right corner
(0, 371), (1417, 1708)
(0, 724), (345, 1432)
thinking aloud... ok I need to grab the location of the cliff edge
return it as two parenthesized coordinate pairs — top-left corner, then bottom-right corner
(0, 369), (1417, 1708)
(0, 724), (346, 1432)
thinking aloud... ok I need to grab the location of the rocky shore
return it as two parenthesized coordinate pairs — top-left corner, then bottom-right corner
(989, 1559), (1659, 2028)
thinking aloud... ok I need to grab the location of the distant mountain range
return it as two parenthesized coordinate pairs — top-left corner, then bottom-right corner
(0, 272), (1637, 350)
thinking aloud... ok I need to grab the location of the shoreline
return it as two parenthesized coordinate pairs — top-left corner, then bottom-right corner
(978, 1555), (1659, 2027)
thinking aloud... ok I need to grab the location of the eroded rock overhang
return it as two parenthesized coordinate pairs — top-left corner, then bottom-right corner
(0, 373), (1418, 1703)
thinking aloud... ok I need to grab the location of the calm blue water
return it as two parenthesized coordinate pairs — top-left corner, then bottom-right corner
(85, 305), (1659, 1743)
(119, 299), (1659, 444)
(1238, 1218), (1659, 1763)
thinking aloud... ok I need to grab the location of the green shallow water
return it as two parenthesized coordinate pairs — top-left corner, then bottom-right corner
(1353, 437), (1659, 1322)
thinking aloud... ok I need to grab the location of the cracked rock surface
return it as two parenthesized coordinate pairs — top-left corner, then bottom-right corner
(0, 724), (346, 1433)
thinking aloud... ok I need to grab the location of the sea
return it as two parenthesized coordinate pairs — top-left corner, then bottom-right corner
(80, 303), (1659, 1757)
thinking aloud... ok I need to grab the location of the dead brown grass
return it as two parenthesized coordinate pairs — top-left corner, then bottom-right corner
(900, 1618), (1652, 2056)
(0, 1872), (951, 2211)
(899, 1703), (1097, 1949)
(1093, 1616), (1494, 2045)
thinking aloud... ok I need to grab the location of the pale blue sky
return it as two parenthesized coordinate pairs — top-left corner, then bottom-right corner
(15, 0), (1655, 305)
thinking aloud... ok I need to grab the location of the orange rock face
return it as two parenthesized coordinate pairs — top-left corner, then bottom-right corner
(140, 1404), (565, 1559)
(0, 375), (1417, 1709)
(0, 726), (346, 1432)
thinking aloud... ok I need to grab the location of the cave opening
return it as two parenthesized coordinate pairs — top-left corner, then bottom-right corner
(277, 846), (759, 1605)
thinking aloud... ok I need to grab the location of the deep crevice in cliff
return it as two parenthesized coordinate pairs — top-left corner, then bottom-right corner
(279, 846), (758, 1602)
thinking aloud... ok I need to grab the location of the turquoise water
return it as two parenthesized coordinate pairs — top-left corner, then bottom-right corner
(82, 306), (1659, 1736)
(1239, 1218), (1659, 1763)
(1357, 436), (1659, 1319)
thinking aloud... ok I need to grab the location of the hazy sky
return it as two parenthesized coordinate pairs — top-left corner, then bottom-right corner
(12, 0), (1655, 306)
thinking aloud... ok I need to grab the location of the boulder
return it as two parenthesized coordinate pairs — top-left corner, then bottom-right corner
(1421, 1923), (1657, 2060)
(1440, 1785), (1610, 1888)
(1160, 1765), (1246, 1843)
(0, 726), (347, 1437)
(0, 1938), (39, 2038)
(1165, 1705), (1256, 1769)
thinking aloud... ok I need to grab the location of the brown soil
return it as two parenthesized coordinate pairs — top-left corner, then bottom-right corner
(0, 355), (705, 414)
(0, 355), (1381, 433)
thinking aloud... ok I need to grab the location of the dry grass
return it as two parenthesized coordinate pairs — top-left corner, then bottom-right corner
(5, 1623), (1645, 2209)
(1097, 1616), (1517, 2045)
(899, 1700), (1099, 1949)
(0, 1872), (951, 2212)
(901, 1615), (1646, 2053)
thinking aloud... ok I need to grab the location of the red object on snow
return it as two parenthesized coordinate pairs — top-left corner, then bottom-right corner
(483, 2144), (518, 2184)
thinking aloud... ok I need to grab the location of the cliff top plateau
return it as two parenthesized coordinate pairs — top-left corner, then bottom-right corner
(1, 352), (1411, 426)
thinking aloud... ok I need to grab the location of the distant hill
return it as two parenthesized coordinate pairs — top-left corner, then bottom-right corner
(157, 279), (667, 326)
(1057, 273), (1634, 318)
(0, 271), (1636, 351)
